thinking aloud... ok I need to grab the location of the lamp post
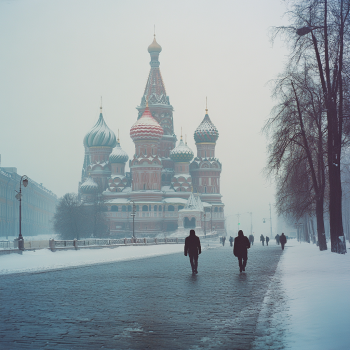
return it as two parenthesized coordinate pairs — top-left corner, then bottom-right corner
(129, 200), (136, 241)
(203, 212), (206, 237)
(15, 175), (28, 250)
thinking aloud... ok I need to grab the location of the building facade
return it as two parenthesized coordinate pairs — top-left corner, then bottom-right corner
(0, 166), (57, 238)
(80, 37), (225, 237)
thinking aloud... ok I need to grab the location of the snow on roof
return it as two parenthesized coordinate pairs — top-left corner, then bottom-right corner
(162, 198), (187, 204)
(161, 186), (175, 192)
(202, 202), (212, 208)
(105, 198), (130, 204)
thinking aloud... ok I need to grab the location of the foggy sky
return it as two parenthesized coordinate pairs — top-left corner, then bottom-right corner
(0, 0), (289, 235)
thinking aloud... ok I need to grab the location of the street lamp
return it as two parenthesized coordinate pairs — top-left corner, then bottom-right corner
(203, 212), (206, 237)
(15, 175), (28, 250)
(128, 200), (136, 241)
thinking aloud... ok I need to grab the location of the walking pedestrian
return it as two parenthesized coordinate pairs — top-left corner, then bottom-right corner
(233, 230), (251, 273)
(275, 234), (280, 245)
(249, 234), (254, 246)
(222, 236), (226, 246)
(266, 236), (269, 246)
(184, 229), (201, 274)
(260, 234), (265, 246)
(280, 233), (287, 250)
(229, 236), (233, 247)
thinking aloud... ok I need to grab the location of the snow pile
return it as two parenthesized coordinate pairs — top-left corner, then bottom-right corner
(254, 239), (350, 350)
(0, 239), (221, 275)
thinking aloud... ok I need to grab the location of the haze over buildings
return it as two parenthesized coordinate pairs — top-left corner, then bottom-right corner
(0, 0), (289, 236)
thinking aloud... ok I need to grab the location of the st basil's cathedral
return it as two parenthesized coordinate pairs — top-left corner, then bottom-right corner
(79, 36), (225, 237)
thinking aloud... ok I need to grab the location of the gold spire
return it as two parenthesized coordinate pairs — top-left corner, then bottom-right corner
(100, 96), (102, 112)
(205, 96), (208, 114)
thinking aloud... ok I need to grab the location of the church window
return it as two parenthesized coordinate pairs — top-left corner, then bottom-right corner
(111, 206), (118, 212)
(142, 205), (148, 211)
(159, 205), (162, 211)
(122, 205), (127, 212)
(168, 205), (175, 211)
(214, 207), (218, 212)
(154, 205), (157, 211)
(128, 205), (132, 212)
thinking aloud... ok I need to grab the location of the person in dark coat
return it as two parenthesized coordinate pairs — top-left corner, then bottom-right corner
(233, 230), (251, 273)
(280, 233), (287, 250)
(184, 230), (201, 274)
(266, 236), (270, 246)
(275, 234), (280, 245)
(248, 234), (254, 246)
(222, 236), (226, 246)
(229, 236), (233, 247)
(260, 234), (265, 246)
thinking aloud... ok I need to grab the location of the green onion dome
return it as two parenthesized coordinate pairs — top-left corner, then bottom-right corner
(170, 138), (194, 163)
(194, 113), (219, 143)
(83, 108), (117, 148)
(148, 36), (162, 53)
(109, 141), (129, 164)
(80, 177), (98, 194)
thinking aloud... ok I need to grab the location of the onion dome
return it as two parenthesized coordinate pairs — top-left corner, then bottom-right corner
(109, 141), (129, 164)
(194, 112), (219, 143)
(80, 177), (98, 194)
(170, 138), (194, 163)
(130, 106), (164, 141)
(83, 107), (117, 148)
(148, 36), (162, 53)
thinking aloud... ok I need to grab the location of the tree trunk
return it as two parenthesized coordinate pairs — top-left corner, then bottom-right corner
(316, 197), (327, 251)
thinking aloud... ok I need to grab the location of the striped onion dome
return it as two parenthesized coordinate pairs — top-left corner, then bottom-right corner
(130, 106), (163, 141)
(194, 113), (219, 143)
(109, 141), (129, 164)
(170, 138), (194, 163)
(80, 177), (98, 194)
(83, 108), (117, 148)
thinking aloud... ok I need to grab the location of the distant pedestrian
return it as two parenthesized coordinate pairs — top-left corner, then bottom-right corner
(222, 237), (226, 246)
(184, 230), (201, 274)
(229, 236), (233, 247)
(280, 233), (287, 250)
(233, 230), (251, 273)
(275, 234), (280, 245)
(266, 236), (269, 246)
(260, 234), (265, 246)
(249, 234), (254, 246)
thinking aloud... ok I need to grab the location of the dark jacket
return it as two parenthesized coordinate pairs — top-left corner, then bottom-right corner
(233, 232), (250, 258)
(280, 234), (287, 244)
(184, 232), (201, 256)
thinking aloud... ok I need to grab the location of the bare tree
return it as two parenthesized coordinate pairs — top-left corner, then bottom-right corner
(271, 0), (350, 253)
(264, 68), (328, 250)
(53, 193), (86, 239)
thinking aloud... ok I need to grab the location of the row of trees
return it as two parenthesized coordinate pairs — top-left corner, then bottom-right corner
(265, 0), (350, 253)
(53, 193), (109, 240)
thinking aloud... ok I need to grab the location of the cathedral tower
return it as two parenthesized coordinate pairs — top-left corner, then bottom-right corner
(190, 108), (222, 203)
(136, 36), (176, 183)
(129, 105), (164, 201)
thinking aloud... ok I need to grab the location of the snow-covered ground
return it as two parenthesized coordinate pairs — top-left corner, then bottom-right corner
(254, 239), (350, 350)
(0, 239), (221, 275)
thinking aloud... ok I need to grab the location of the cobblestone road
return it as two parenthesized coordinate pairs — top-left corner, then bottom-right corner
(0, 242), (283, 350)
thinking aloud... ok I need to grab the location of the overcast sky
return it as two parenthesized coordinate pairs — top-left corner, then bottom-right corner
(0, 0), (291, 235)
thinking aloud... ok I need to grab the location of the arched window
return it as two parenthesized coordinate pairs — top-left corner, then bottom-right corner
(214, 207), (218, 212)
(178, 205), (184, 210)
(122, 205), (127, 212)
(168, 205), (175, 211)
(154, 205), (157, 211)
(136, 205), (139, 211)
(128, 205), (132, 212)
(159, 205), (162, 211)
(142, 205), (148, 211)
(219, 207), (223, 212)
(111, 206), (118, 212)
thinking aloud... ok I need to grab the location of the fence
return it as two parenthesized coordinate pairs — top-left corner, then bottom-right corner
(0, 231), (219, 253)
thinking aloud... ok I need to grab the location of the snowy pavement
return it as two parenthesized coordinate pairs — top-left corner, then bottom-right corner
(253, 239), (350, 350)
